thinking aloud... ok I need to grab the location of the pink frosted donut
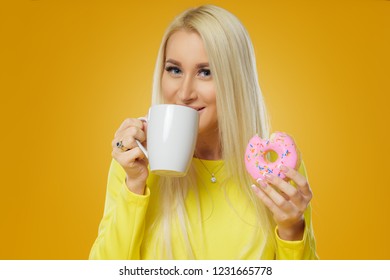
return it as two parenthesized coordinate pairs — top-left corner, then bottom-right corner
(245, 132), (299, 181)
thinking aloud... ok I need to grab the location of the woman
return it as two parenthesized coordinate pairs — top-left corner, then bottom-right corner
(89, 5), (318, 259)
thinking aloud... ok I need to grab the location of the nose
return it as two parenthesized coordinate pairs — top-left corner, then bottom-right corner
(178, 76), (197, 103)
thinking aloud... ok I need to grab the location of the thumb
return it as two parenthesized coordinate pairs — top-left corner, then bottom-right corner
(138, 116), (148, 144)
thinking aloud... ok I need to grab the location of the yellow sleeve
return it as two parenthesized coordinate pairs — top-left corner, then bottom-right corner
(274, 160), (319, 260)
(89, 159), (150, 260)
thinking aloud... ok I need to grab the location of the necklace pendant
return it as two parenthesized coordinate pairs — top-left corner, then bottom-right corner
(211, 174), (217, 183)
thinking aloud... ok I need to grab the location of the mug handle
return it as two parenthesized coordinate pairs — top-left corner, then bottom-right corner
(135, 117), (148, 159)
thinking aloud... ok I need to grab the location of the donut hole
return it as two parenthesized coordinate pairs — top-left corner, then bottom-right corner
(264, 150), (278, 163)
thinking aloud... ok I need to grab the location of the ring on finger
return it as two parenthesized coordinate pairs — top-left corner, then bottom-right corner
(116, 140), (129, 151)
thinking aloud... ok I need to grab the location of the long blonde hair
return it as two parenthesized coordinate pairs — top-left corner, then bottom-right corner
(150, 5), (274, 259)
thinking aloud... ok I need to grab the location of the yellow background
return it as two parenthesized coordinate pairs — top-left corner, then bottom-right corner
(1, 0), (389, 259)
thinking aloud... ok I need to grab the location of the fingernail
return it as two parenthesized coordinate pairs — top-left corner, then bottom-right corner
(278, 164), (288, 173)
(264, 173), (273, 182)
(251, 184), (259, 192)
(257, 178), (268, 189)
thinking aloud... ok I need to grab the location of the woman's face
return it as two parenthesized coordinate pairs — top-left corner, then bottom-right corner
(161, 30), (217, 136)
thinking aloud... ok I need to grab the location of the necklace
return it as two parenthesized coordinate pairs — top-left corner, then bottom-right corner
(197, 158), (224, 183)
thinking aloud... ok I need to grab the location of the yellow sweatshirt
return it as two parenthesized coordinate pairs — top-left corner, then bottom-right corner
(89, 158), (318, 260)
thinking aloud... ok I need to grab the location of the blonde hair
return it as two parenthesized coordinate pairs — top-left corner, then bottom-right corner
(149, 5), (274, 259)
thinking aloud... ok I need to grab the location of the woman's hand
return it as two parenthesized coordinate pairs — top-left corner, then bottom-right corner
(112, 118), (148, 195)
(251, 164), (313, 241)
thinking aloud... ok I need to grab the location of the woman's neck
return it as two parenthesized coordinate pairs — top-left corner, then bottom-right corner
(195, 130), (222, 160)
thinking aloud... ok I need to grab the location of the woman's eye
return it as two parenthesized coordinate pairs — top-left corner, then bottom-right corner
(165, 66), (182, 76)
(198, 69), (211, 78)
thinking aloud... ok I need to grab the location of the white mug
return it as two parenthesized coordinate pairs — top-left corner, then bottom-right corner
(136, 104), (199, 177)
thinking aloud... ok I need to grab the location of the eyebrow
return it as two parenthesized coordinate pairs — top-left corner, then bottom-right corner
(165, 59), (209, 68)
